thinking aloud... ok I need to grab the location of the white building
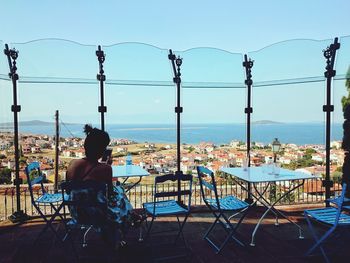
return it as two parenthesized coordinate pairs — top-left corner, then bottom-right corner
(0, 140), (11, 150)
(331, 141), (342, 149)
(230, 140), (240, 148)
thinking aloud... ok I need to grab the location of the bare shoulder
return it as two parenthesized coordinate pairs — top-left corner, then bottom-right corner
(66, 159), (86, 180)
(68, 159), (85, 170)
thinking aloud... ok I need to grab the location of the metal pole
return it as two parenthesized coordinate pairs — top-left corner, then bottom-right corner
(4, 44), (28, 223)
(96, 45), (106, 131)
(322, 37), (340, 205)
(54, 110), (59, 192)
(176, 72), (181, 173)
(168, 49), (183, 202)
(243, 54), (254, 204)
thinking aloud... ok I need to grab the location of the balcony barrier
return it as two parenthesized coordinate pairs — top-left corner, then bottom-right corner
(0, 178), (340, 222)
(1, 37), (349, 222)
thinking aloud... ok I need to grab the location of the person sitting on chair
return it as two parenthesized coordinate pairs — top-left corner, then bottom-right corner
(66, 124), (113, 191)
(66, 124), (136, 248)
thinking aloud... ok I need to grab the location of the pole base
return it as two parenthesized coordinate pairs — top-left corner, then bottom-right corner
(8, 210), (29, 223)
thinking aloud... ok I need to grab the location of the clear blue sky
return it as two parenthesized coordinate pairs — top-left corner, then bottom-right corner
(0, 0), (349, 125)
(1, 0), (349, 51)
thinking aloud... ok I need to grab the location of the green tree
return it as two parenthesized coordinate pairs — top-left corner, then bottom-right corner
(19, 157), (27, 165)
(341, 66), (350, 110)
(0, 168), (12, 184)
(332, 171), (343, 183)
(188, 146), (195, 153)
(305, 148), (317, 155)
(341, 66), (350, 188)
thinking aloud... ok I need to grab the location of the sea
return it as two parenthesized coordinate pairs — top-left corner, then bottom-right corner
(0, 122), (343, 145)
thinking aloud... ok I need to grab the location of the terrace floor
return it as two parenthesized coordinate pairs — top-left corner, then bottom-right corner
(0, 205), (349, 263)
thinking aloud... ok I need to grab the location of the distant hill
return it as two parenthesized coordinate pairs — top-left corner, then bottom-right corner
(252, 120), (283, 125)
(0, 120), (54, 127)
(0, 120), (80, 127)
(22, 120), (54, 126)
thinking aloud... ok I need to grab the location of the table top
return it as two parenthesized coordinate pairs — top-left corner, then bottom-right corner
(112, 165), (150, 178)
(220, 167), (320, 183)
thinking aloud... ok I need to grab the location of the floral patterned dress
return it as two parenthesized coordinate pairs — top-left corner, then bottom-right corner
(107, 185), (133, 226)
(68, 182), (133, 231)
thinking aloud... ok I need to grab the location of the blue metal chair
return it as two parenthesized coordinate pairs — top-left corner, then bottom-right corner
(25, 162), (65, 240)
(143, 173), (193, 246)
(304, 183), (350, 262)
(60, 180), (109, 248)
(196, 166), (249, 254)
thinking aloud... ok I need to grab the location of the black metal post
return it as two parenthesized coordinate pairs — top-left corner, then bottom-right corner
(4, 44), (28, 223)
(273, 154), (277, 163)
(96, 45), (106, 131)
(54, 110), (59, 192)
(322, 38), (340, 205)
(243, 54), (254, 204)
(168, 49), (183, 202)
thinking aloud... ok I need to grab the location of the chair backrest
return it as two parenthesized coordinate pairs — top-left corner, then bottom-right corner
(25, 162), (46, 202)
(153, 173), (193, 208)
(61, 180), (108, 225)
(333, 182), (348, 226)
(196, 166), (221, 210)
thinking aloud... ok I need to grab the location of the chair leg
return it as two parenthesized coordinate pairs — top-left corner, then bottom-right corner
(138, 224), (144, 242)
(204, 214), (220, 240)
(217, 227), (238, 254)
(204, 213), (234, 254)
(63, 227), (79, 262)
(205, 213), (224, 249)
(62, 228), (71, 242)
(50, 203), (65, 221)
(34, 207), (61, 243)
(220, 213), (244, 247)
(305, 214), (332, 263)
(174, 214), (189, 245)
(144, 216), (155, 241)
(204, 210), (245, 254)
(50, 203), (67, 240)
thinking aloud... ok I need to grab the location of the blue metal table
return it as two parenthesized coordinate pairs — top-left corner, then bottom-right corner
(112, 165), (150, 192)
(220, 167), (321, 246)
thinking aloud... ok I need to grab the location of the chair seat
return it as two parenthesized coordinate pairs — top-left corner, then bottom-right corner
(305, 207), (350, 225)
(206, 195), (249, 211)
(35, 193), (63, 204)
(144, 200), (189, 216)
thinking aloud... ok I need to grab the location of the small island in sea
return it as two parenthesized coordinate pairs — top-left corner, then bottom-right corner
(252, 120), (283, 125)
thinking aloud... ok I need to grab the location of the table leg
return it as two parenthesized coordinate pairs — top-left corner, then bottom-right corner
(123, 176), (142, 193)
(249, 180), (305, 246)
(253, 184), (280, 226)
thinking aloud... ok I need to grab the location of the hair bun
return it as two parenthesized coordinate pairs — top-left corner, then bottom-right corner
(83, 124), (93, 135)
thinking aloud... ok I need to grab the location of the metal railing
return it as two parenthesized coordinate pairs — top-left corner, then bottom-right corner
(0, 178), (341, 221)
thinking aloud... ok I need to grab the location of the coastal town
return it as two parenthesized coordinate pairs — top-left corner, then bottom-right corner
(0, 131), (344, 185)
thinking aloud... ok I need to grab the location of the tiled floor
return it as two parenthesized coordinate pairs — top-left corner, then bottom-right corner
(0, 206), (349, 263)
